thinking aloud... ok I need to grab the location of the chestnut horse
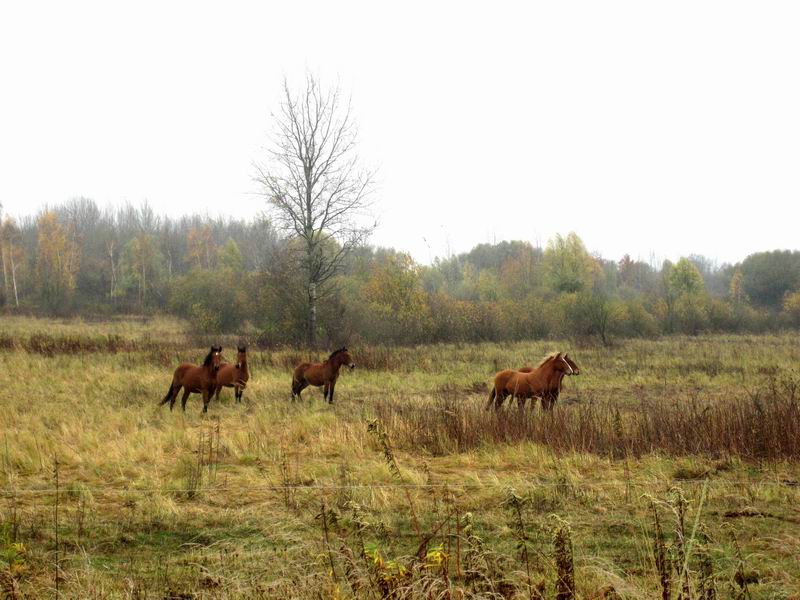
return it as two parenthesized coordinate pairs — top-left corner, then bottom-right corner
(487, 352), (577, 411)
(291, 347), (355, 404)
(537, 353), (580, 410)
(214, 345), (249, 403)
(159, 346), (223, 413)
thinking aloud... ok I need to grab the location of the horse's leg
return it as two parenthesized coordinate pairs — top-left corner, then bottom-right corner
(181, 389), (191, 412)
(235, 384), (242, 403)
(486, 387), (497, 410)
(202, 389), (210, 414)
(168, 385), (181, 411)
(322, 384), (329, 400)
(540, 394), (549, 410)
(159, 383), (174, 406)
(328, 380), (336, 404)
(214, 385), (221, 404)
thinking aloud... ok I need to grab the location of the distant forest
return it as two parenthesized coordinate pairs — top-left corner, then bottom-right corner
(2, 198), (800, 345)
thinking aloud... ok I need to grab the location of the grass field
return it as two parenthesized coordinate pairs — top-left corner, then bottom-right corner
(1, 316), (799, 598)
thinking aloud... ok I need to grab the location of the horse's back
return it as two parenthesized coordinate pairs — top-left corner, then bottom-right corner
(173, 363), (195, 382)
(493, 368), (516, 391)
(293, 362), (312, 382)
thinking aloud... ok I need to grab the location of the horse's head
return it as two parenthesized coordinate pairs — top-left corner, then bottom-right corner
(564, 353), (580, 375)
(331, 347), (355, 370)
(203, 345), (223, 372)
(553, 352), (575, 376)
(236, 345), (247, 369)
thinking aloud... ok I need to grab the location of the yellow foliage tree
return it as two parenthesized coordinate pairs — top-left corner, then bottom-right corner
(783, 289), (800, 325)
(36, 211), (80, 309)
(365, 254), (431, 341)
(187, 225), (216, 270)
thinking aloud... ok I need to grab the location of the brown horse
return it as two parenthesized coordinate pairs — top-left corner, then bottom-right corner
(291, 347), (355, 404)
(159, 346), (223, 413)
(538, 353), (580, 410)
(214, 345), (249, 403)
(487, 352), (577, 410)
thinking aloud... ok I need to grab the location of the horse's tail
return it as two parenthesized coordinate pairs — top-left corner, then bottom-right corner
(159, 382), (174, 405)
(485, 386), (496, 410)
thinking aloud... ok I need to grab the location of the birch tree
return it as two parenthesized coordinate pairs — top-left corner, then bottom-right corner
(255, 74), (375, 346)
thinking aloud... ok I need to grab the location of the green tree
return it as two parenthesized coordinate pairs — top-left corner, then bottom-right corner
(666, 258), (708, 334)
(218, 238), (245, 272)
(739, 250), (800, 308)
(668, 258), (705, 296)
(544, 232), (598, 293)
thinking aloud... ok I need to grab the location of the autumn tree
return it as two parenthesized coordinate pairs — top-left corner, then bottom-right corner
(364, 254), (431, 343)
(35, 211), (81, 311)
(122, 233), (162, 310)
(729, 269), (748, 305)
(255, 74), (375, 346)
(187, 224), (217, 270)
(784, 290), (800, 326)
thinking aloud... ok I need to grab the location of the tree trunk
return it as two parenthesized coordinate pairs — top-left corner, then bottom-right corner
(1, 245), (9, 304)
(9, 247), (19, 307)
(141, 261), (146, 311)
(308, 281), (317, 347)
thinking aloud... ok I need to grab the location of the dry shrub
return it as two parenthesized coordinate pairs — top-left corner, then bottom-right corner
(373, 376), (800, 459)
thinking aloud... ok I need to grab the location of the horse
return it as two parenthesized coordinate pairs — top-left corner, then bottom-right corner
(159, 346), (223, 413)
(214, 345), (249, 404)
(538, 353), (580, 410)
(291, 347), (355, 404)
(487, 352), (577, 410)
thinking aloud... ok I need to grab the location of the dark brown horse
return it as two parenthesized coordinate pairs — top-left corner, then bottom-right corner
(291, 347), (355, 404)
(159, 346), (223, 413)
(214, 345), (249, 403)
(487, 352), (577, 410)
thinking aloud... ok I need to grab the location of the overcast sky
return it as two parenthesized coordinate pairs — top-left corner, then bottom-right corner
(1, 1), (798, 266)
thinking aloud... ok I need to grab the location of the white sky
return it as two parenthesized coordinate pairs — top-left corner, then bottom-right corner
(1, 1), (798, 266)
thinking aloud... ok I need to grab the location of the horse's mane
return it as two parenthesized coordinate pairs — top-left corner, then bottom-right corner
(535, 352), (561, 368)
(203, 346), (221, 367)
(327, 347), (348, 361)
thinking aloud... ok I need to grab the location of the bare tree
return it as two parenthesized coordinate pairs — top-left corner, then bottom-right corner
(255, 74), (375, 346)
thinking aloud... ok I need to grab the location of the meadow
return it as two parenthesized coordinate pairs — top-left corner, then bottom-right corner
(0, 316), (799, 599)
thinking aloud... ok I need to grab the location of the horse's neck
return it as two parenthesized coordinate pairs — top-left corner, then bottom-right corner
(530, 363), (555, 385)
(549, 371), (565, 390)
(327, 358), (342, 375)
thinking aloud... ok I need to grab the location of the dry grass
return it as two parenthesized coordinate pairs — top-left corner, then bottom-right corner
(0, 317), (799, 598)
(372, 376), (800, 459)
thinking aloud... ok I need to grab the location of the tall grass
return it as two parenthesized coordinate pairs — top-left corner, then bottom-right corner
(373, 376), (800, 459)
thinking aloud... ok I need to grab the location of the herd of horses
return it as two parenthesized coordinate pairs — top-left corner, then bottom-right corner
(158, 345), (580, 413)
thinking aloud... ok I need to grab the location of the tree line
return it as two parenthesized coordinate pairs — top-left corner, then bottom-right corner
(2, 198), (800, 346)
